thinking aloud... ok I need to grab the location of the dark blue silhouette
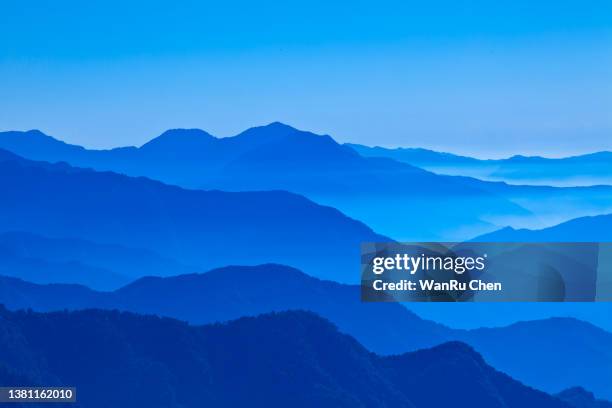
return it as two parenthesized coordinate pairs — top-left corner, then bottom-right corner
(0, 264), (610, 399)
(0, 306), (573, 408)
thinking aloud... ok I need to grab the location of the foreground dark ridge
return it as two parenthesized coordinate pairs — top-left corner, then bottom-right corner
(0, 306), (571, 408)
(0, 264), (611, 400)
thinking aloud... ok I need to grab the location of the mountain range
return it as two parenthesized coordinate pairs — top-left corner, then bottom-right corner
(557, 387), (612, 408)
(0, 148), (386, 283)
(0, 231), (194, 290)
(0, 125), (536, 240)
(474, 213), (612, 242)
(347, 143), (612, 187)
(1, 264), (611, 399)
(3, 124), (612, 240)
(1, 123), (611, 404)
(0, 306), (580, 408)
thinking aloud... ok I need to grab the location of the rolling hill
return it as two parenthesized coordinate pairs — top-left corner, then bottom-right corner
(0, 306), (572, 408)
(473, 213), (612, 242)
(3, 124), (612, 241)
(456, 318), (612, 400)
(557, 387), (612, 408)
(0, 265), (451, 353)
(0, 231), (194, 290)
(0, 149), (386, 283)
(347, 143), (612, 187)
(0, 264), (610, 399)
(0, 125), (533, 241)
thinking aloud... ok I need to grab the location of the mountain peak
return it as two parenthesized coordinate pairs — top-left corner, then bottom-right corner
(0, 129), (67, 144)
(416, 341), (485, 365)
(234, 122), (347, 150)
(24, 129), (48, 136)
(265, 121), (296, 130)
(140, 128), (217, 151)
(158, 128), (215, 138)
(236, 122), (303, 139)
(556, 386), (612, 408)
(0, 129), (86, 163)
(506, 154), (547, 162)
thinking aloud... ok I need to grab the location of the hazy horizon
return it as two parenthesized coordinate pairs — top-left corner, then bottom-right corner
(2, 123), (611, 160)
(1, 0), (611, 157)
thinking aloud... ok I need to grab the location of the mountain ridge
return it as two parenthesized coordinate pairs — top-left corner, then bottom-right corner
(473, 213), (612, 242)
(348, 143), (612, 186)
(0, 149), (387, 282)
(0, 306), (574, 408)
(557, 387), (612, 408)
(0, 125), (535, 241)
(0, 263), (610, 399)
(0, 230), (194, 290)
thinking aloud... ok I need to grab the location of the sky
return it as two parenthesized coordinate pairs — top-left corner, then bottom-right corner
(1, 0), (611, 157)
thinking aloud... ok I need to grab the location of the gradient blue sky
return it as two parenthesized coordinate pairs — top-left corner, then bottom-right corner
(1, 0), (610, 157)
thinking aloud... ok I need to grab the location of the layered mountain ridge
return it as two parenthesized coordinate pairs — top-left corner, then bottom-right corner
(348, 143), (612, 187)
(0, 125), (532, 241)
(0, 264), (611, 399)
(0, 306), (576, 408)
(0, 149), (386, 282)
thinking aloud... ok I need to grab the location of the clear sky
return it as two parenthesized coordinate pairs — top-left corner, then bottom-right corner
(1, 0), (610, 157)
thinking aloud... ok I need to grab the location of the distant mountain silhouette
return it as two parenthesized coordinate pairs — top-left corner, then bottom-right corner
(0, 245), (126, 291)
(346, 143), (481, 166)
(0, 130), (87, 160)
(379, 341), (569, 408)
(4, 124), (612, 240)
(0, 150), (387, 282)
(140, 128), (217, 153)
(0, 275), (109, 310)
(348, 143), (612, 186)
(0, 231), (193, 290)
(456, 318), (612, 400)
(0, 306), (571, 408)
(1, 264), (610, 399)
(557, 387), (612, 408)
(473, 214), (612, 242)
(0, 125), (533, 241)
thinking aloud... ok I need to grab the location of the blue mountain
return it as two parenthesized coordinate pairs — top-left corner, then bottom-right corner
(473, 213), (612, 242)
(0, 231), (194, 290)
(346, 143), (481, 167)
(0, 306), (572, 408)
(348, 143), (612, 186)
(0, 130), (88, 160)
(4, 124), (612, 241)
(1, 264), (610, 399)
(557, 387), (612, 408)
(0, 125), (532, 241)
(0, 265), (450, 352)
(456, 217), (612, 348)
(0, 149), (386, 283)
(0, 245), (127, 291)
(491, 152), (612, 186)
(456, 318), (612, 400)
